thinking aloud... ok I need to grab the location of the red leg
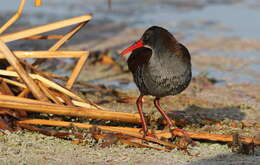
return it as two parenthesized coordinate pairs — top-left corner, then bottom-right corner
(136, 95), (157, 139)
(136, 95), (148, 136)
(154, 98), (191, 141)
(154, 98), (174, 127)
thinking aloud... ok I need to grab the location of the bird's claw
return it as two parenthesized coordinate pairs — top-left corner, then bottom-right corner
(139, 129), (158, 140)
(168, 127), (192, 144)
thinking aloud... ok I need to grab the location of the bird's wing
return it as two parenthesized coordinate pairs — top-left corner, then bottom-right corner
(127, 47), (152, 73)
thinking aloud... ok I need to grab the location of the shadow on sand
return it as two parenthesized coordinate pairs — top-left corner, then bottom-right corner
(186, 151), (260, 165)
(166, 104), (246, 127)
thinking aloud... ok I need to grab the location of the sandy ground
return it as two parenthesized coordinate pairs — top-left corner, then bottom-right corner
(1, 0), (260, 164)
(1, 130), (259, 165)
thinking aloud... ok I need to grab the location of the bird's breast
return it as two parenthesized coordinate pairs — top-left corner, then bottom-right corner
(140, 56), (191, 97)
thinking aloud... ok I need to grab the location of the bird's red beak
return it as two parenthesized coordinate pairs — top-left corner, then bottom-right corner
(119, 40), (144, 56)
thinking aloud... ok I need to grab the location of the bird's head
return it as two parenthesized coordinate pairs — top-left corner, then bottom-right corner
(119, 26), (175, 56)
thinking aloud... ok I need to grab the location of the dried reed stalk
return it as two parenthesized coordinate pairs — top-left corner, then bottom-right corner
(66, 54), (88, 89)
(24, 35), (63, 40)
(20, 121), (169, 151)
(38, 81), (62, 104)
(35, 22), (89, 88)
(0, 0), (26, 34)
(19, 124), (83, 139)
(0, 73), (102, 109)
(93, 133), (171, 152)
(0, 51), (87, 59)
(18, 119), (260, 146)
(0, 77), (26, 88)
(18, 88), (30, 97)
(51, 90), (74, 106)
(0, 95), (141, 123)
(0, 69), (84, 102)
(32, 22), (88, 67)
(0, 80), (29, 117)
(0, 41), (48, 101)
(156, 130), (260, 145)
(0, 81), (14, 95)
(49, 22), (87, 51)
(17, 88), (30, 117)
(0, 14), (92, 43)
(17, 119), (178, 149)
(0, 69), (104, 109)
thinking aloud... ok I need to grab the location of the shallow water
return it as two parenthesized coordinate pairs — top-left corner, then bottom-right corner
(1, 0), (260, 84)
(2, 0), (259, 39)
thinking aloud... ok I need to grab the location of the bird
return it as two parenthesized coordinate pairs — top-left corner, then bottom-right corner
(119, 26), (192, 139)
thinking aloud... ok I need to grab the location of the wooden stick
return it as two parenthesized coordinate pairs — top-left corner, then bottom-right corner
(43, 73), (129, 98)
(93, 133), (171, 152)
(52, 90), (74, 106)
(55, 76), (129, 99)
(17, 119), (178, 149)
(24, 35), (63, 40)
(18, 119), (260, 146)
(0, 80), (29, 118)
(18, 88), (30, 114)
(18, 88), (30, 97)
(0, 14), (92, 43)
(0, 95), (141, 123)
(0, 69), (84, 102)
(9, 69), (125, 107)
(0, 81), (14, 95)
(66, 53), (88, 89)
(49, 22), (86, 51)
(0, 81), (19, 118)
(156, 130), (260, 145)
(0, 109), (18, 117)
(33, 22), (87, 68)
(27, 71), (127, 97)
(37, 88), (100, 109)
(35, 74), (84, 102)
(18, 119), (138, 132)
(36, 71), (67, 80)
(53, 90), (102, 109)
(120, 138), (171, 152)
(0, 0), (26, 34)
(0, 51), (87, 59)
(17, 88), (29, 117)
(70, 100), (104, 109)
(0, 69), (102, 110)
(0, 41), (48, 101)
(19, 121), (169, 151)
(19, 124), (83, 139)
(9, 51), (89, 92)
(0, 77), (26, 88)
(38, 81), (62, 104)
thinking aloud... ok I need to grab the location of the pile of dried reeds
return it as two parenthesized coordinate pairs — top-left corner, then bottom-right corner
(0, 0), (259, 153)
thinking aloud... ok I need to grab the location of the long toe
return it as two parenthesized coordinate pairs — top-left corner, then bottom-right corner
(170, 127), (192, 143)
(139, 128), (158, 140)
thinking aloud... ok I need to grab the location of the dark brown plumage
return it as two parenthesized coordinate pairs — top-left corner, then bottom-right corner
(120, 26), (192, 139)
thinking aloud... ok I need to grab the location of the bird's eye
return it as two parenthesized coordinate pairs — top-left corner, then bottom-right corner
(143, 34), (149, 42)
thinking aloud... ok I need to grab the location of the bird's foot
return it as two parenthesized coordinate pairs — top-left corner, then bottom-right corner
(168, 127), (198, 151)
(139, 129), (158, 140)
(169, 127), (192, 144)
